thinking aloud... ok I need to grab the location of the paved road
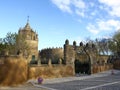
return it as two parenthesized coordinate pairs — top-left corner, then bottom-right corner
(0, 83), (47, 90)
(42, 72), (120, 90)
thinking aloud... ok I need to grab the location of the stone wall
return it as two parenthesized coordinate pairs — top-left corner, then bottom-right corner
(0, 56), (74, 86)
(113, 60), (120, 69)
(0, 56), (27, 86)
(0, 54), (112, 86)
(40, 48), (63, 63)
(92, 64), (113, 74)
(28, 64), (74, 79)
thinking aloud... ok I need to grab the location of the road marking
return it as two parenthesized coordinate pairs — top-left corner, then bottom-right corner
(81, 81), (120, 90)
(31, 82), (57, 90)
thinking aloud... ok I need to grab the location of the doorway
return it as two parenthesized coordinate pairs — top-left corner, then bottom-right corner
(74, 59), (90, 74)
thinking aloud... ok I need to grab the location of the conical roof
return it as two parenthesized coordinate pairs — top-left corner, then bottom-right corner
(24, 22), (31, 30)
(24, 16), (31, 30)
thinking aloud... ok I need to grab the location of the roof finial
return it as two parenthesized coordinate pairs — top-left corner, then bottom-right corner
(24, 16), (31, 30)
(27, 16), (29, 23)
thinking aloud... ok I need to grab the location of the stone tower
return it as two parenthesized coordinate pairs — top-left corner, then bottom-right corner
(64, 39), (75, 75)
(18, 18), (38, 61)
(64, 39), (75, 64)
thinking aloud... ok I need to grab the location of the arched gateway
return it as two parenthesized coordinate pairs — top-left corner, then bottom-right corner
(64, 40), (97, 75)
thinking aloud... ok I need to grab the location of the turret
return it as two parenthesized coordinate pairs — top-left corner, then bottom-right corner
(73, 41), (76, 46)
(65, 39), (69, 45)
(80, 42), (83, 46)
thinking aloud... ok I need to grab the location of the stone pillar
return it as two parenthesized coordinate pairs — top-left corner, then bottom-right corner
(59, 58), (62, 65)
(38, 58), (41, 66)
(48, 59), (52, 67)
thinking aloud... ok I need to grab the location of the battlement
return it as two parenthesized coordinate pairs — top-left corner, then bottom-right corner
(41, 47), (63, 51)
(64, 39), (95, 48)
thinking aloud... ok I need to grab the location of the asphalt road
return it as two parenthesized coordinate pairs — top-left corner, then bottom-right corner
(42, 73), (120, 90)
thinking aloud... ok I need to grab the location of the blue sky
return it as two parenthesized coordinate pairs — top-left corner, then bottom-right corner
(0, 0), (120, 50)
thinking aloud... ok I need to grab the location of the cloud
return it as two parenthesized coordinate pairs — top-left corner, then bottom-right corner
(51, 0), (120, 19)
(99, 0), (120, 6)
(87, 19), (120, 35)
(72, 0), (85, 9)
(51, 0), (72, 13)
(87, 23), (99, 34)
(75, 9), (85, 17)
(98, 19), (120, 31)
(99, 0), (120, 17)
(51, 0), (86, 17)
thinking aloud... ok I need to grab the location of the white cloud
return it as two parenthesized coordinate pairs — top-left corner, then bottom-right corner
(72, 0), (85, 9)
(99, 0), (120, 17)
(51, 0), (120, 18)
(99, 0), (120, 6)
(98, 19), (120, 31)
(110, 7), (120, 17)
(51, 0), (86, 16)
(90, 10), (98, 16)
(75, 9), (85, 17)
(87, 24), (99, 34)
(51, 0), (72, 13)
(87, 19), (120, 35)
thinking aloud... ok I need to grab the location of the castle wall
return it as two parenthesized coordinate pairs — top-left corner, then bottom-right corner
(0, 55), (113, 86)
(28, 64), (74, 79)
(0, 56), (27, 86)
(113, 60), (120, 69)
(92, 64), (113, 74)
(0, 56), (74, 86)
(40, 48), (63, 63)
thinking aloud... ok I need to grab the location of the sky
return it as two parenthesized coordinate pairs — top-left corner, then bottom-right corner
(0, 0), (120, 50)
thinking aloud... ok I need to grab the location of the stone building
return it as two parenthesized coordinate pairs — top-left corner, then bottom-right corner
(18, 19), (38, 62)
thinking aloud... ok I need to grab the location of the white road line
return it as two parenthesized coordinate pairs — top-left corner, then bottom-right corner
(31, 82), (57, 90)
(81, 81), (120, 90)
